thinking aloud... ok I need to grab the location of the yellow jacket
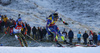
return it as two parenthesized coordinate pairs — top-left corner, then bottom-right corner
(3, 17), (8, 22)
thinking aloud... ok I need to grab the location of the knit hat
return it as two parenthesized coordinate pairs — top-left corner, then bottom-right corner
(18, 18), (22, 22)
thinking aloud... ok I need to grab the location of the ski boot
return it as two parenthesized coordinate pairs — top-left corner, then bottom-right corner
(56, 41), (63, 47)
(64, 40), (69, 44)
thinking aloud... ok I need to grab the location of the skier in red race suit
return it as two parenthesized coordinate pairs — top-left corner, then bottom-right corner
(13, 18), (28, 47)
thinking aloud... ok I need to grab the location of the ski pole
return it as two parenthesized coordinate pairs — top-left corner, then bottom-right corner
(46, 8), (59, 19)
(52, 8), (58, 15)
(0, 31), (7, 40)
(26, 34), (42, 46)
(0, 34), (6, 40)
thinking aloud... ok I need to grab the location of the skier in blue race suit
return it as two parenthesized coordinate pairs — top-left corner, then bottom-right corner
(46, 13), (68, 46)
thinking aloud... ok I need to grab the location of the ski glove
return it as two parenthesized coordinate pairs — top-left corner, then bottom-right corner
(15, 35), (18, 40)
(60, 18), (68, 25)
(64, 22), (68, 25)
(5, 31), (7, 34)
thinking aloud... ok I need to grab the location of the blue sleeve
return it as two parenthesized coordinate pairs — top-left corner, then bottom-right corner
(98, 35), (99, 40)
(98, 35), (100, 40)
(47, 19), (52, 27)
(22, 24), (25, 28)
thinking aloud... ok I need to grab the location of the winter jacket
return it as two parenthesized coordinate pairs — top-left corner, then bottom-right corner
(9, 22), (14, 28)
(83, 33), (88, 39)
(27, 26), (31, 33)
(36, 29), (41, 36)
(40, 29), (43, 36)
(6, 20), (10, 27)
(1, 21), (5, 26)
(98, 35), (100, 41)
(68, 31), (74, 38)
(88, 35), (93, 40)
(3, 17), (8, 22)
(42, 28), (47, 35)
(77, 34), (81, 38)
(93, 35), (97, 41)
(62, 31), (67, 38)
(32, 27), (37, 34)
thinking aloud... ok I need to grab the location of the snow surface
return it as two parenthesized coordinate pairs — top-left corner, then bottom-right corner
(0, 47), (99, 53)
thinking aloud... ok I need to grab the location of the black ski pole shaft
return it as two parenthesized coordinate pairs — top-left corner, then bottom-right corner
(26, 34), (42, 46)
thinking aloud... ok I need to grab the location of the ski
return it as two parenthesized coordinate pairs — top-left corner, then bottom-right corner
(87, 44), (97, 47)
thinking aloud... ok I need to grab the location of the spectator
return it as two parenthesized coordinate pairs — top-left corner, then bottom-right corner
(89, 30), (93, 36)
(6, 19), (10, 31)
(1, 15), (3, 21)
(93, 32), (98, 45)
(40, 27), (43, 41)
(98, 32), (100, 45)
(25, 22), (28, 28)
(32, 26), (37, 39)
(88, 33), (93, 45)
(3, 15), (8, 27)
(9, 19), (14, 35)
(62, 28), (67, 38)
(42, 27), (47, 40)
(27, 24), (31, 36)
(3, 15), (7, 22)
(1, 19), (5, 33)
(68, 29), (74, 45)
(36, 27), (40, 40)
(83, 31), (88, 45)
(77, 31), (81, 43)
(6, 18), (10, 28)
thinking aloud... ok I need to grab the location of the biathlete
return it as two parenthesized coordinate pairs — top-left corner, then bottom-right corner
(46, 13), (68, 47)
(13, 18), (28, 47)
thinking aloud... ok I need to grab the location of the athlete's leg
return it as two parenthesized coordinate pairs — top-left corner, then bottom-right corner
(16, 33), (24, 47)
(54, 25), (65, 41)
(19, 33), (28, 47)
(54, 25), (69, 44)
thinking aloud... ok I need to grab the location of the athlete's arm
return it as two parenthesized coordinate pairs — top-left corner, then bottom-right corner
(59, 18), (68, 25)
(47, 19), (52, 27)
